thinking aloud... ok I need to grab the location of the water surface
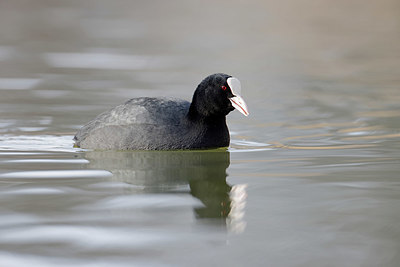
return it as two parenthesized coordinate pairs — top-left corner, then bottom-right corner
(0, 0), (399, 266)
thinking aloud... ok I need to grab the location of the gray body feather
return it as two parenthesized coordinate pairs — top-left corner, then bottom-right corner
(74, 97), (196, 150)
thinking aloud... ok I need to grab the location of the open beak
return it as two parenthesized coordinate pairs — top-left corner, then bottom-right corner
(227, 77), (249, 116)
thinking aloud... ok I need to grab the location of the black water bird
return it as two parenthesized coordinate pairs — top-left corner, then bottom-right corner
(74, 73), (249, 150)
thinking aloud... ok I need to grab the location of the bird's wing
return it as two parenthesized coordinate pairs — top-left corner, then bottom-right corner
(74, 97), (189, 144)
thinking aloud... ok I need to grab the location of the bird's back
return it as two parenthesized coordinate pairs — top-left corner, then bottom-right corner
(74, 97), (190, 150)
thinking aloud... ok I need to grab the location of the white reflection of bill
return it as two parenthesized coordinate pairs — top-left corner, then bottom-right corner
(227, 184), (248, 234)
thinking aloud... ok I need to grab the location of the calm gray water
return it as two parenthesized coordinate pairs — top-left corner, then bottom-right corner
(1, 0), (400, 266)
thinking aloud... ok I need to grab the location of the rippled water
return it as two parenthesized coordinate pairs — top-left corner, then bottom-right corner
(1, 0), (400, 266)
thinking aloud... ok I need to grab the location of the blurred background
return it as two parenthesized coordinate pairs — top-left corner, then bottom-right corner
(1, 0), (399, 135)
(0, 0), (399, 266)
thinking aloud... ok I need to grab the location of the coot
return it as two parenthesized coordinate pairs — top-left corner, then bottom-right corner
(74, 73), (249, 150)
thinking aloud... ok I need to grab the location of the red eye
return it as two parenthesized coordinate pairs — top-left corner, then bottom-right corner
(221, 85), (227, 90)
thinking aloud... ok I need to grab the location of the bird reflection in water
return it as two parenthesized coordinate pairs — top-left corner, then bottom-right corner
(83, 149), (246, 232)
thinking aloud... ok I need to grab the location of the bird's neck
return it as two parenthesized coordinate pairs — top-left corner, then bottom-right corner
(187, 104), (226, 125)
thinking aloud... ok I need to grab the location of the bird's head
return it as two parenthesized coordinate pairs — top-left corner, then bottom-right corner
(190, 73), (249, 118)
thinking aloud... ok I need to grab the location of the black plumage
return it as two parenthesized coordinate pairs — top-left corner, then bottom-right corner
(74, 73), (248, 150)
